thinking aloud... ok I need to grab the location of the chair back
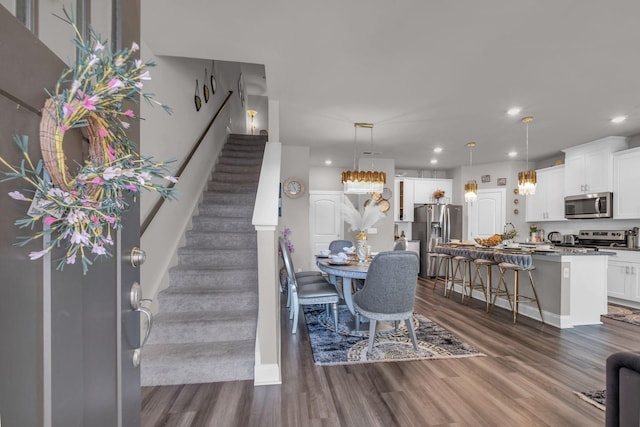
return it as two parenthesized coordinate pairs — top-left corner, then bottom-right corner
(329, 239), (353, 254)
(279, 237), (296, 285)
(355, 251), (419, 314)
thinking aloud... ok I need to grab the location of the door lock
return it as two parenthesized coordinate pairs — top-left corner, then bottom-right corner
(124, 247), (146, 268)
(129, 282), (153, 366)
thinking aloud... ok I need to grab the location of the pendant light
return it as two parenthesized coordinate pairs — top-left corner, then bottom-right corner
(518, 116), (537, 195)
(464, 142), (478, 203)
(341, 123), (386, 194)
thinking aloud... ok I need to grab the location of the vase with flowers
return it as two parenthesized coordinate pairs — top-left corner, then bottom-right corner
(432, 189), (445, 204)
(342, 197), (386, 262)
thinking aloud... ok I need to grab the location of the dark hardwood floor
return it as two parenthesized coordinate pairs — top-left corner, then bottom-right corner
(141, 278), (633, 426)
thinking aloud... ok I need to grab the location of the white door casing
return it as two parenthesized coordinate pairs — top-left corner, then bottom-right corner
(309, 191), (343, 271)
(467, 188), (506, 239)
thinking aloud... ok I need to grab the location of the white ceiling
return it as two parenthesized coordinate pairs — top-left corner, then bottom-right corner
(144, 0), (640, 171)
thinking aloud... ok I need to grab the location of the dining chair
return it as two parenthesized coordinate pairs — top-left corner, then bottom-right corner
(279, 237), (326, 309)
(281, 237), (339, 334)
(329, 239), (353, 254)
(352, 251), (420, 353)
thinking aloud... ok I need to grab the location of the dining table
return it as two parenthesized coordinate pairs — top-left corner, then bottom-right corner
(316, 257), (369, 316)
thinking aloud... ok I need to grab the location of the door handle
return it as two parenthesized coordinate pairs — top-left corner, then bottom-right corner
(124, 247), (146, 268)
(130, 282), (153, 367)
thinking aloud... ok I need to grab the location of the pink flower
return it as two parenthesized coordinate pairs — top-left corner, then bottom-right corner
(103, 215), (117, 224)
(91, 245), (106, 255)
(63, 102), (76, 118)
(91, 176), (104, 185)
(125, 184), (138, 192)
(8, 191), (27, 201)
(59, 124), (69, 134)
(107, 145), (116, 161)
(123, 109), (135, 118)
(43, 216), (57, 225)
(107, 78), (125, 93)
(90, 215), (100, 224)
(98, 127), (108, 138)
(120, 121), (130, 129)
(83, 95), (99, 111)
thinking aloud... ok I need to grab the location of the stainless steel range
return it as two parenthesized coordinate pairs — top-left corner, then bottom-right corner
(577, 230), (627, 247)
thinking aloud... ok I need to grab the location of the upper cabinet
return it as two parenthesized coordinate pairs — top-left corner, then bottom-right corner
(394, 178), (414, 222)
(562, 136), (628, 195)
(525, 165), (565, 222)
(394, 177), (453, 222)
(413, 178), (453, 204)
(613, 147), (640, 219)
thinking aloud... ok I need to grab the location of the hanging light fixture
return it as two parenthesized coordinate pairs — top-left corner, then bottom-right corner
(518, 116), (537, 195)
(341, 123), (386, 194)
(464, 142), (478, 203)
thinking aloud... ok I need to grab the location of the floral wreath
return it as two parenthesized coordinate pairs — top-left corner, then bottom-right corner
(0, 9), (176, 273)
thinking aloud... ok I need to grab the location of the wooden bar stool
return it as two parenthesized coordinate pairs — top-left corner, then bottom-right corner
(433, 253), (453, 295)
(449, 254), (473, 302)
(495, 255), (544, 324)
(472, 257), (496, 311)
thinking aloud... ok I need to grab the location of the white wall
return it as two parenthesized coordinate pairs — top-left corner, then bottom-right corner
(139, 45), (246, 306)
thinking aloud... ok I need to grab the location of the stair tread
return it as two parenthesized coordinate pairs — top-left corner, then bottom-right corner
(143, 340), (255, 364)
(154, 309), (257, 323)
(160, 287), (256, 296)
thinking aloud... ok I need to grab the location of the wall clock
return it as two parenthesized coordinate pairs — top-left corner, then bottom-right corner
(283, 177), (305, 198)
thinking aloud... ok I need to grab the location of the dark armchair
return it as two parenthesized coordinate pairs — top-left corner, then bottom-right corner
(606, 351), (640, 427)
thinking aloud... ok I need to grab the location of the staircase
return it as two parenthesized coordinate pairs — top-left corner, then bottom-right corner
(141, 134), (267, 386)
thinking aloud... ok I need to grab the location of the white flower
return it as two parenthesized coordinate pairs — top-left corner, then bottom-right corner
(70, 230), (90, 246)
(164, 175), (178, 183)
(103, 166), (122, 180)
(131, 41), (139, 51)
(8, 191), (27, 201)
(91, 245), (106, 255)
(134, 59), (142, 68)
(139, 71), (151, 81)
(88, 54), (99, 67)
(66, 210), (87, 225)
(122, 169), (135, 178)
(66, 254), (76, 264)
(137, 172), (152, 185)
(29, 249), (49, 260)
(114, 57), (125, 67)
(94, 41), (105, 52)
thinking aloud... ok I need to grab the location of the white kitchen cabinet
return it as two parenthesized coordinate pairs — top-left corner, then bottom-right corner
(607, 250), (640, 303)
(412, 178), (453, 204)
(525, 165), (565, 222)
(394, 178), (414, 222)
(562, 136), (628, 195)
(613, 147), (640, 219)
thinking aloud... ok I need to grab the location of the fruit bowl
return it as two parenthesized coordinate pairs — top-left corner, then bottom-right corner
(474, 236), (503, 248)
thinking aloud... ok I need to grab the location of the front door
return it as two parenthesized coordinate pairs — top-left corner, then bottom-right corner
(0, 5), (142, 426)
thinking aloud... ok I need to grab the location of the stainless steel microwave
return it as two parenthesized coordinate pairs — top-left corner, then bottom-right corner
(564, 192), (613, 219)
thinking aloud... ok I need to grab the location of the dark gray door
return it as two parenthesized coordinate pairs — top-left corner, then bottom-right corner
(0, 4), (142, 426)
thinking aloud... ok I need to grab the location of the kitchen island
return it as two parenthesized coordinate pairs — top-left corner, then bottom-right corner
(436, 245), (613, 329)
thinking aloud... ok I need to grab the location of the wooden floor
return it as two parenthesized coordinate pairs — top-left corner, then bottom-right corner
(141, 278), (633, 426)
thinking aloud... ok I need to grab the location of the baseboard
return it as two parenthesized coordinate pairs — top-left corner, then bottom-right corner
(253, 363), (281, 386)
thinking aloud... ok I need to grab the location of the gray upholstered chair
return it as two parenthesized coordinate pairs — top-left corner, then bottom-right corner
(279, 237), (325, 310)
(606, 351), (640, 427)
(352, 251), (420, 353)
(280, 237), (339, 334)
(329, 239), (353, 254)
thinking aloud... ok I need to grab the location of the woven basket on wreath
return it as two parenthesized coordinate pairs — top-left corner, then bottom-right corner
(39, 98), (106, 198)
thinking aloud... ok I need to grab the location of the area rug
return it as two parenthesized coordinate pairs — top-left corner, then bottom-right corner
(575, 390), (606, 411)
(303, 305), (485, 366)
(603, 303), (640, 327)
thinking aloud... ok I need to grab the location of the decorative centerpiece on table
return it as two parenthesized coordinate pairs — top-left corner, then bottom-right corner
(502, 223), (517, 242)
(474, 234), (503, 248)
(0, 9), (176, 273)
(342, 196), (386, 262)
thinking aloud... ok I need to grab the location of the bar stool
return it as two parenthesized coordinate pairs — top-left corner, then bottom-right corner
(433, 253), (453, 295)
(449, 252), (474, 302)
(494, 253), (544, 324)
(472, 257), (496, 311)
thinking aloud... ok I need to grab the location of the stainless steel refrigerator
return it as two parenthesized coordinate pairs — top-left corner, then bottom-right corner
(412, 204), (463, 278)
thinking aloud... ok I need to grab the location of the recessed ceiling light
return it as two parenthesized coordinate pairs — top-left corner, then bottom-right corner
(507, 107), (522, 116)
(430, 159), (438, 164)
(508, 151), (518, 158)
(433, 147), (443, 153)
(611, 116), (627, 124)
(324, 159), (332, 165)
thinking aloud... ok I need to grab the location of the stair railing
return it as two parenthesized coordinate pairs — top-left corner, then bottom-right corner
(140, 90), (233, 236)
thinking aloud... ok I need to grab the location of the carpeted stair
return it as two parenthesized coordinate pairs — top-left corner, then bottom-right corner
(141, 134), (266, 386)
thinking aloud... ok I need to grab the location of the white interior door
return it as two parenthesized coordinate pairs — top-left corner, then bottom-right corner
(309, 191), (343, 270)
(467, 188), (506, 239)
